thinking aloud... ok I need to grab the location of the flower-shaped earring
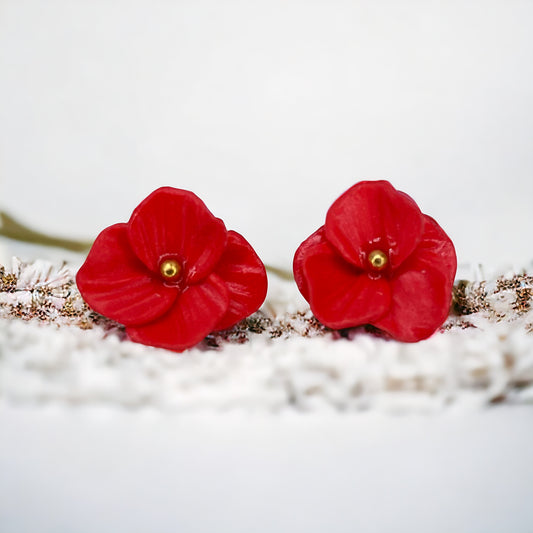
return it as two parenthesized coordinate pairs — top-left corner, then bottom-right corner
(76, 187), (268, 352)
(293, 180), (457, 342)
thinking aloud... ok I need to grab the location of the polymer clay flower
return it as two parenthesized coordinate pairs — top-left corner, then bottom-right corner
(293, 180), (457, 342)
(76, 187), (267, 352)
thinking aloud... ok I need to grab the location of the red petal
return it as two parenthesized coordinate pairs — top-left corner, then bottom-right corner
(213, 231), (268, 331)
(416, 215), (457, 286)
(128, 187), (227, 284)
(293, 226), (327, 302)
(127, 273), (229, 352)
(76, 224), (178, 326)
(372, 215), (457, 342)
(325, 180), (424, 270)
(302, 237), (391, 329)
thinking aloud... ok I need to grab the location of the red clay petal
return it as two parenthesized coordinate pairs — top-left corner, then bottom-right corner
(128, 187), (227, 284)
(76, 224), (178, 326)
(372, 215), (457, 342)
(213, 230), (268, 331)
(293, 226), (328, 302)
(414, 215), (457, 286)
(302, 238), (391, 329)
(325, 180), (424, 270)
(127, 273), (229, 352)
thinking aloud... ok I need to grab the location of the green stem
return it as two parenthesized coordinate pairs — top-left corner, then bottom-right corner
(0, 211), (92, 252)
(0, 210), (295, 280)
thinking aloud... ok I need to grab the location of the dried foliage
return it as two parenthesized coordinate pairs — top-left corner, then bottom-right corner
(1, 259), (532, 347)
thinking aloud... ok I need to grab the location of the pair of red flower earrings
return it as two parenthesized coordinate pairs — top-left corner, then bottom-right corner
(76, 181), (457, 352)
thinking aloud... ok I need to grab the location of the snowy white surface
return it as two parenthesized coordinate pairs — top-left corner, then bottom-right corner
(1, 254), (533, 414)
(1, 300), (533, 414)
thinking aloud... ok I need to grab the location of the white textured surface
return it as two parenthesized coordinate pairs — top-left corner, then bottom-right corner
(1, 256), (533, 413)
(1, 317), (533, 414)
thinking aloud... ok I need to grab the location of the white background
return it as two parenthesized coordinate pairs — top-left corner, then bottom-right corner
(1, 0), (533, 268)
(2, 406), (533, 533)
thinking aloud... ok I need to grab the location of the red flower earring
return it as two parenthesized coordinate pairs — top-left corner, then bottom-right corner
(76, 187), (268, 352)
(293, 180), (457, 342)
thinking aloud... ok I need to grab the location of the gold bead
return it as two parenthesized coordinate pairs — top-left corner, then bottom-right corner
(160, 259), (182, 280)
(368, 249), (388, 270)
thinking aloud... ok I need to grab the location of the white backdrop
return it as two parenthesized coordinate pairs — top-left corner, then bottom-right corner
(1, 0), (532, 268)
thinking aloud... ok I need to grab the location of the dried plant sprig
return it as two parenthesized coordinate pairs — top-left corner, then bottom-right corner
(0, 258), (123, 335)
(1, 258), (532, 345)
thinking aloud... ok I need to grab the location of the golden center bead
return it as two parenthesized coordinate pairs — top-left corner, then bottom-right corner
(368, 249), (388, 270)
(160, 259), (182, 280)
